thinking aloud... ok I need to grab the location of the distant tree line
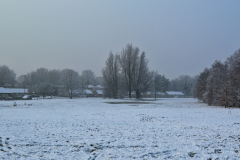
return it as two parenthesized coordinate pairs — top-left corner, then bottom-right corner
(2, 43), (203, 100)
(169, 75), (197, 97)
(192, 48), (240, 107)
(0, 65), (102, 99)
(3, 45), (240, 104)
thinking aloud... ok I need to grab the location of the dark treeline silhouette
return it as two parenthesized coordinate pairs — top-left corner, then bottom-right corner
(192, 48), (240, 107)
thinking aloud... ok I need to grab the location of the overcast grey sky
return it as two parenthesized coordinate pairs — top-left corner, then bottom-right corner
(1, 1), (240, 80)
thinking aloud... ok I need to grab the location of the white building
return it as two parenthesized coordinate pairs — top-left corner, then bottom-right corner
(165, 91), (184, 98)
(0, 87), (28, 99)
(83, 90), (94, 97)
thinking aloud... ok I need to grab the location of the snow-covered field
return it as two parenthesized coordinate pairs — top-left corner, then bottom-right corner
(0, 98), (240, 159)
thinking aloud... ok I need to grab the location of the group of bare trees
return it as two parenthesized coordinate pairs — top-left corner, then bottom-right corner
(60, 69), (80, 99)
(0, 66), (101, 99)
(192, 48), (240, 107)
(28, 69), (101, 98)
(169, 75), (197, 96)
(102, 44), (170, 99)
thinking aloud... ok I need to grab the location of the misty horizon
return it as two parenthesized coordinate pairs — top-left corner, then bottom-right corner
(1, 1), (240, 80)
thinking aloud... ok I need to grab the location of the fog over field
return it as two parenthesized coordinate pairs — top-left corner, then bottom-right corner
(1, 1), (240, 79)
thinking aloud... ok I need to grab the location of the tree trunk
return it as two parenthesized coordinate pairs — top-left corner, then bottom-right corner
(70, 91), (72, 99)
(129, 90), (131, 98)
(136, 90), (140, 99)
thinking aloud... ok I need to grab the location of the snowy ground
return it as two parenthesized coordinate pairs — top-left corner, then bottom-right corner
(0, 98), (240, 159)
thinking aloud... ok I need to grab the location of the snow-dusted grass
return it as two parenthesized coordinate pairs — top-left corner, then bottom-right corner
(0, 98), (240, 159)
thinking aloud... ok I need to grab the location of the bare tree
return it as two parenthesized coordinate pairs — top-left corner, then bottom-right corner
(132, 52), (153, 99)
(102, 52), (119, 98)
(153, 71), (170, 99)
(0, 65), (16, 87)
(226, 48), (240, 107)
(119, 44), (152, 99)
(17, 75), (28, 88)
(204, 61), (228, 106)
(192, 68), (209, 102)
(33, 68), (54, 97)
(61, 69), (80, 99)
(81, 70), (96, 87)
(25, 72), (37, 94)
(35, 82), (53, 98)
(48, 69), (61, 95)
(48, 69), (61, 87)
(119, 44), (136, 98)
